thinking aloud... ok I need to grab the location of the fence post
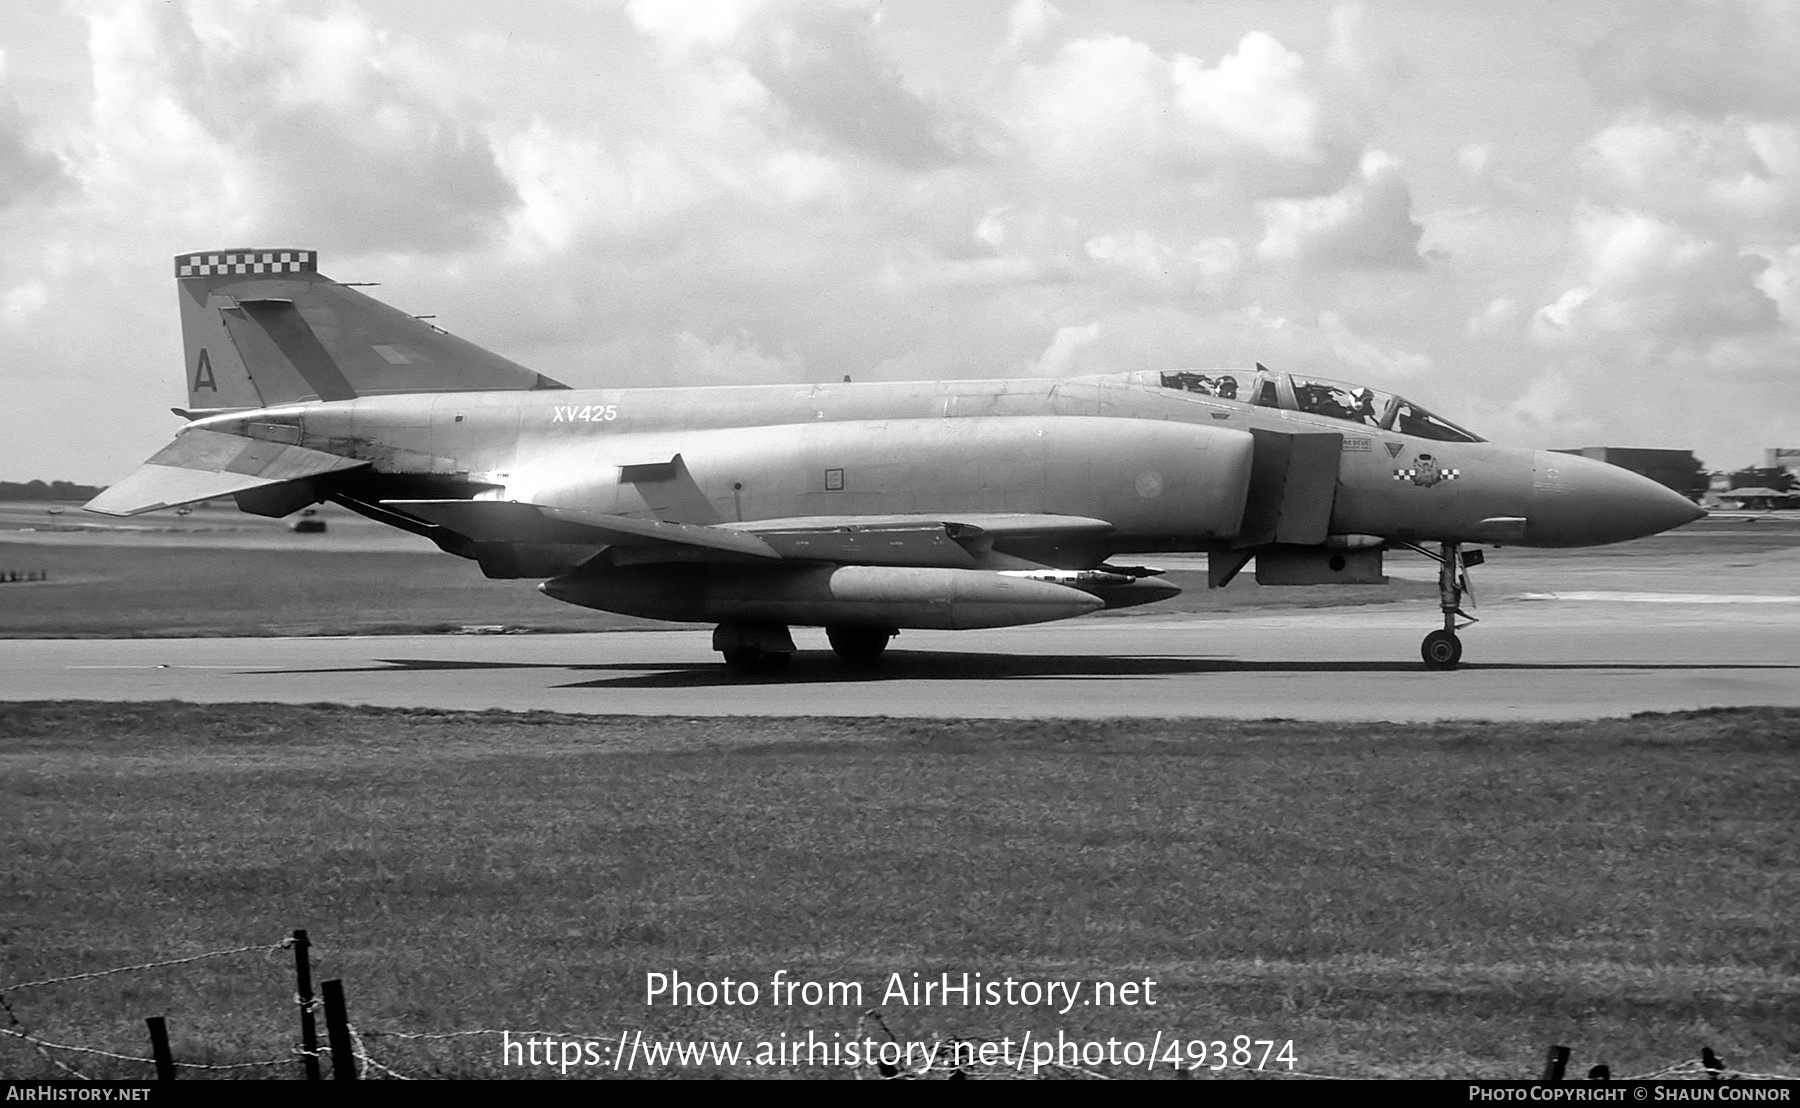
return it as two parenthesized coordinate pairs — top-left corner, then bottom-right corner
(321, 979), (357, 1080)
(1541, 1044), (1570, 1082)
(292, 929), (321, 1080)
(144, 1016), (175, 1081)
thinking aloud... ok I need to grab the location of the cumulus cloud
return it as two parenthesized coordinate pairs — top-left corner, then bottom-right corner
(1531, 205), (1779, 344)
(1485, 0), (1800, 455)
(1316, 310), (1432, 379)
(673, 329), (807, 384)
(0, 104), (64, 210)
(1082, 232), (1242, 296)
(1506, 370), (1604, 441)
(1584, 115), (1800, 238)
(1751, 243), (1800, 325)
(1257, 150), (1422, 269)
(1032, 320), (1101, 375)
(20, 0), (1795, 482)
(627, 0), (954, 169)
(1465, 297), (1519, 338)
(0, 279), (49, 331)
(1003, 30), (1362, 212)
(622, 0), (771, 54)
(1455, 143), (1490, 178)
(998, 0), (1061, 58)
(84, 1), (516, 251)
(1582, 0), (1800, 119)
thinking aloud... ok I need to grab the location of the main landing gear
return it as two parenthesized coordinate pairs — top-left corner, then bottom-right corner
(713, 622), (796, 674)
(1403, 541), (1482, 670)
(825, 624), (896, 665)
(712, 622), (897, 672)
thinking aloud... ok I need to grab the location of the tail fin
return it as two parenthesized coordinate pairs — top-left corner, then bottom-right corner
(175, 248), (565, 413)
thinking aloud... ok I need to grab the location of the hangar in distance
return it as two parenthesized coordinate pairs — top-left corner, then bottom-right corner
(87, 249), (1704, 671)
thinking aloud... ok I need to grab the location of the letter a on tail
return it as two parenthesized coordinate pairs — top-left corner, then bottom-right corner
(193, 348), (217, 392)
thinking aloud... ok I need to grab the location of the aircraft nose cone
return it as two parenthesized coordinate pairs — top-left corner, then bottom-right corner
(1527, 452), (1706, 547)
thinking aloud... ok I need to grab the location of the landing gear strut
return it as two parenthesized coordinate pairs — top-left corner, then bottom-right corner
(1407, 541), (1480, 670)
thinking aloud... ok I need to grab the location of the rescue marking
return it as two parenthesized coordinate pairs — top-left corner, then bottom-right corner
(1342, 437), (1371, 452)
(552, 404), (619, 423)
(1384, 442), (1405, 457)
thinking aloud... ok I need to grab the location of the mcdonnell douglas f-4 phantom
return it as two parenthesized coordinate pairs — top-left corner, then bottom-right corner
(87, 249), (1704, 671)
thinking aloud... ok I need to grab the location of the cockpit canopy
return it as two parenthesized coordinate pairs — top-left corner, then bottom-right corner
(1151, 365), (1484, 443)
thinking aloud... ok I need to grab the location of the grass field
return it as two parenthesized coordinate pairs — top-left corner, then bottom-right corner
(2, 702), (1796, 1079)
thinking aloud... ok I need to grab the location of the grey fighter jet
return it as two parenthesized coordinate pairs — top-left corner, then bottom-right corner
(87, 249), (1704, 671)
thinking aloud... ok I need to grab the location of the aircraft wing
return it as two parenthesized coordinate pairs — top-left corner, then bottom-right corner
(85, 428), (369, 516)
(384, 500), (782, 559)
(727, 512), (1115, 566)
(727, 512), (1116, 538)
(385, 501), (1114, 567)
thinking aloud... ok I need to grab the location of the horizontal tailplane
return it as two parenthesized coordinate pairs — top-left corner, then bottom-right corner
(84, 428), (368, 516)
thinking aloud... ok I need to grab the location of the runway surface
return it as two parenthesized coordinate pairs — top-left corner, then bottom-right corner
(5, 598), (1797, 720)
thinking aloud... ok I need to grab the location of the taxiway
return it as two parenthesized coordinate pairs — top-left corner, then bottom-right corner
(4, 597), (1796, 720)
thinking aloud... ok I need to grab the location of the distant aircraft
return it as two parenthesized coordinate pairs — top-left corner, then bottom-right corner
(87, 249), (1704, 670)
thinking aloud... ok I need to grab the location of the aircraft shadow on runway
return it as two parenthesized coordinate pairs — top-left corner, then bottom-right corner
(259, 653), (1800, 690)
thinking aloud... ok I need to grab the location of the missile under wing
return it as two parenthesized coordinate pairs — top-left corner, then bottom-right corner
(87, 249), (1704, 671)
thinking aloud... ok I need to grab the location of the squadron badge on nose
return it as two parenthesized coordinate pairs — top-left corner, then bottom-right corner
(1393, 452), (1462, 487)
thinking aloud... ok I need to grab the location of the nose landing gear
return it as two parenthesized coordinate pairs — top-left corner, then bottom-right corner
(1405, 541), (1481, 670)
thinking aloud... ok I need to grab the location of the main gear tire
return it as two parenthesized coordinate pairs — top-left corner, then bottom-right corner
(826, 625), (893, 664)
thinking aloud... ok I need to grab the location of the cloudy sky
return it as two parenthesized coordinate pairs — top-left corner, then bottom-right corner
(2, 0), (1797, 484)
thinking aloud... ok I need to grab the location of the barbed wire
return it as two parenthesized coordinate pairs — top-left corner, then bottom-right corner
(0, 938), (291, 994)
(1, 980), (93, 1080)
(7, 1014), (1799, 1082)
(1617, 1058), (1797, 1083)
(0, 937), (298, 1080)
(0, 1025), (292, 1073)
(1206, 1063), (1351, 1079)
(2, 940), (1796, 1081)
(347, 1023), (413, 1080)
(359, 1026), (611, 1043)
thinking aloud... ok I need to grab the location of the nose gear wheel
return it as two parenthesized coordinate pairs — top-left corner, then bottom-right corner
(1399, 541), (1481, 670)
